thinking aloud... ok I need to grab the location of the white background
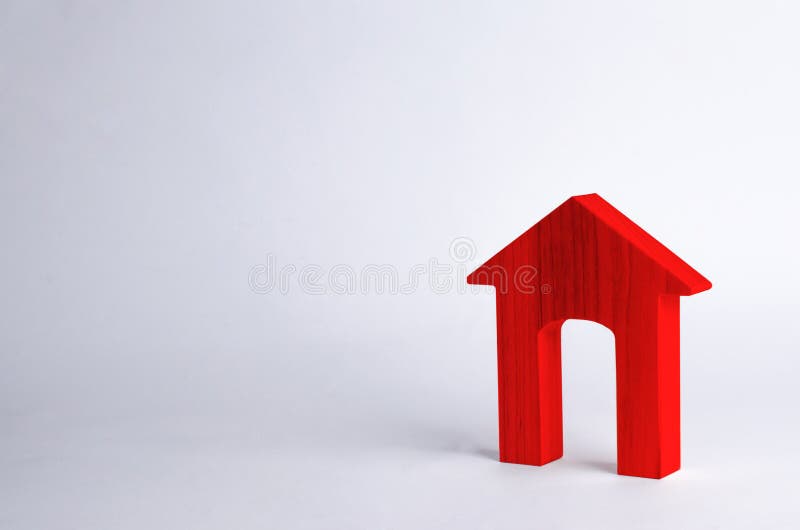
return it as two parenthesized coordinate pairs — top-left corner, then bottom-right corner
(2, 1), (799, 528)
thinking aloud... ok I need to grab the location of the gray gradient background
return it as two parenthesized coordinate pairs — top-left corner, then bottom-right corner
(2, 1), (799, 529)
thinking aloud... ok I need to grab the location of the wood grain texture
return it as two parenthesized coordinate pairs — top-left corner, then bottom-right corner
(467, 193), (711, 479)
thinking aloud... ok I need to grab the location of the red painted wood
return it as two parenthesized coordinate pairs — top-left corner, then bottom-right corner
(467, 193), (711, 479)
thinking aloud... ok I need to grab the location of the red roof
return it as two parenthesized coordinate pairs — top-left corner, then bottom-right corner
(467, 193), (711, 295)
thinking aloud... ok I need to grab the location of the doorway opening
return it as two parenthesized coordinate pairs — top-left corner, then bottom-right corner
(560, 319), (617, 471)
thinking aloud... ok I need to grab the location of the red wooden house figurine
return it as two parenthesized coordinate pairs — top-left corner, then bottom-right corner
(467, 193), (711, 479)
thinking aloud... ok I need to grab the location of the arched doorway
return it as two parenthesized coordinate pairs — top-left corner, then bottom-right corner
(560, 319), (617, 471)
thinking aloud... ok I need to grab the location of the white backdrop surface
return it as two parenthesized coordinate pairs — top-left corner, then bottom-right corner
(2, 2), (799, 529)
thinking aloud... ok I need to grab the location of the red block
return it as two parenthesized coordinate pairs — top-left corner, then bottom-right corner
(467, 193), (711, 479)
